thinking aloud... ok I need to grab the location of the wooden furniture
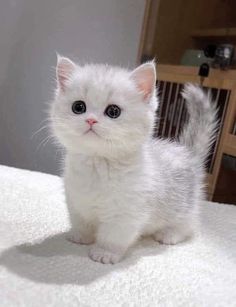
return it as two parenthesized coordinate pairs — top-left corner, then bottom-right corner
(138, 0), (236, 65)
(191, 27), (236, 39)
(155, 65), (236, 200)
(138, 0), (236, 200)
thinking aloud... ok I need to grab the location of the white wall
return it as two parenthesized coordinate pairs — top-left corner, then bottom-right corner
(0, 0), (145, 174)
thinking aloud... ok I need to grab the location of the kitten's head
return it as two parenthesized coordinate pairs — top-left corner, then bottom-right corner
(51, 55), (158, 158)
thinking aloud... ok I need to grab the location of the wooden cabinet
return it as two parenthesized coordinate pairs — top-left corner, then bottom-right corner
(138, 1), (236, 200)
(138, 0), (236, 65)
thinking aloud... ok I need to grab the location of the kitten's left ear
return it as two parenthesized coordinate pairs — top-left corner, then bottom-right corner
(56, 55), (77, 91)
(130, 62), (156, 101)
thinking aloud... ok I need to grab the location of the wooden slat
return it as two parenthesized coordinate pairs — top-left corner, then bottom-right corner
(224, 134), (236, 156)
(161, 83), (173, 135)
(157, 71), (200, 85)
(168, 84), (180, 137)
(192, 27), (236, 38)
(158, 65), (236, 82)
(137, 0), (152, 63)
(175, 98), (184, 138)
(210, 87), (236, 200)
(137, 0), (161, 64)
(157, 71), (235, 90)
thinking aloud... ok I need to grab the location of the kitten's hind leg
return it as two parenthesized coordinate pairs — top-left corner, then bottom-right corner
(153, 223), (194, 245)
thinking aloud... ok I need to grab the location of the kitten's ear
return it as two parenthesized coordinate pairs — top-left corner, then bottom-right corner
(130, 62), (156, 101)
(56, 55), (77, 91)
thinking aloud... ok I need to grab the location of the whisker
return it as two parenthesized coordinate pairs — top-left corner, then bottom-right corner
(31, 116), (65, 139)
(36, 135), (55, 152)
(31, 125), (50, 139)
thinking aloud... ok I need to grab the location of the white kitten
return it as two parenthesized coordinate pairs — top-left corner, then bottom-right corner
(50, 55), (217, 264)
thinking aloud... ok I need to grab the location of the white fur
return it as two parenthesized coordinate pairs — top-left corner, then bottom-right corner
(50, 57), (217, 264)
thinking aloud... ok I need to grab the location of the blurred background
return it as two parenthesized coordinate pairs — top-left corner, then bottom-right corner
(0, 0), (145, 175)
(0, 0), (235, 203)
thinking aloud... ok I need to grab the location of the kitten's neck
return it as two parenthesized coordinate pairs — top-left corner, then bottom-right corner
(67, 145), (146, 168)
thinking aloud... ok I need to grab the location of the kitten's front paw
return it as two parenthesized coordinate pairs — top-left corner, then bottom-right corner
(89, 245), (122, 264)
(66, 231), (94, 245)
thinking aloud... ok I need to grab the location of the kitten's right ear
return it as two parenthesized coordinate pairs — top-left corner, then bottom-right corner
(56, 55), (76, 91)
(130, 62), (156, 102)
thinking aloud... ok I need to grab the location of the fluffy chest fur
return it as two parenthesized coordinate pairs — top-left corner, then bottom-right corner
(64, 152), (155, 223)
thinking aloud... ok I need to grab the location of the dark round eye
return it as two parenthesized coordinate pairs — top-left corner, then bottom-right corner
(104, 104), (121, 119)
(72, 100), (86, 114)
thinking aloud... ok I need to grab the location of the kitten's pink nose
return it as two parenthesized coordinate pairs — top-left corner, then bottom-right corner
(86, 118), (98, 126)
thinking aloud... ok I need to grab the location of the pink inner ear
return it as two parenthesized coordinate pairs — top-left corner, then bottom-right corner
(131, 63), (156, 101)
(138, 80), (153, 99)
(56, 56), (76, 91)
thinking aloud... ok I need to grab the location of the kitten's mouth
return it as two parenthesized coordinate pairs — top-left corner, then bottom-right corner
(84, 128), (100, 137)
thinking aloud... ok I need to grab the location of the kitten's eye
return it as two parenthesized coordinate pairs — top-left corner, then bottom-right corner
(72, 100), (86, 114)
(104, 104), (121, 119)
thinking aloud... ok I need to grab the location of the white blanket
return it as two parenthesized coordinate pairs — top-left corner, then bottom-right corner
(0, 165), (235, 307)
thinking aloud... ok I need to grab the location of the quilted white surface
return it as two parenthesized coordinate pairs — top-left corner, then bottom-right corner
(0, 165), (235, 307)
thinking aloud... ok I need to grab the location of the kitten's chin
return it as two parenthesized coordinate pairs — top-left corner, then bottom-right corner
(55, 130), (145, 159)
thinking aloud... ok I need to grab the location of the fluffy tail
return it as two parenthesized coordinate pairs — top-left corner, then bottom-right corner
(179, 83), (218, 162)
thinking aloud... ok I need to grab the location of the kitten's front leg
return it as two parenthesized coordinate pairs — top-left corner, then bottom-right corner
(67, 216), (95, 245)
(66, 190), (95, 245)
(67, 207), (95, 245)
(89, 217), (142, 264)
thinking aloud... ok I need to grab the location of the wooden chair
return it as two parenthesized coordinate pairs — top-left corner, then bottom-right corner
(155, 64), (236, 200)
